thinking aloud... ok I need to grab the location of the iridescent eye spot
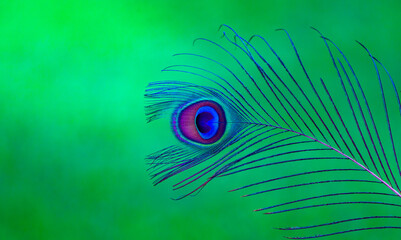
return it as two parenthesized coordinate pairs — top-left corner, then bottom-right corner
(174, 101), (226, 144)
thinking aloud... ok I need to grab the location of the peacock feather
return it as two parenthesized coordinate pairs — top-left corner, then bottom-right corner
(144, 25), (401, 239)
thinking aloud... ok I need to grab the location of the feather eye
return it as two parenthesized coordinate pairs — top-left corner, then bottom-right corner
(173, 100), (226, 144)
(145, 25), (401, 238)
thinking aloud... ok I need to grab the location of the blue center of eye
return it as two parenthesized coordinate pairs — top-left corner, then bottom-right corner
(195, 106), (219, 140)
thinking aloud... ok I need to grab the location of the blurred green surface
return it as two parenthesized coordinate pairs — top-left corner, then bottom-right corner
(1, 0), (401, 239)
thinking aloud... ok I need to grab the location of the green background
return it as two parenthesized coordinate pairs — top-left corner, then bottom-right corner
(1, 0), (401, 239)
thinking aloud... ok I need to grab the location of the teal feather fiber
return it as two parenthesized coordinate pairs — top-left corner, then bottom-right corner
(144, 25), (401, 239)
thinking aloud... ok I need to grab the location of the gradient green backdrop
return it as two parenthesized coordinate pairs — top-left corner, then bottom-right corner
(1, 1), (401, 239)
